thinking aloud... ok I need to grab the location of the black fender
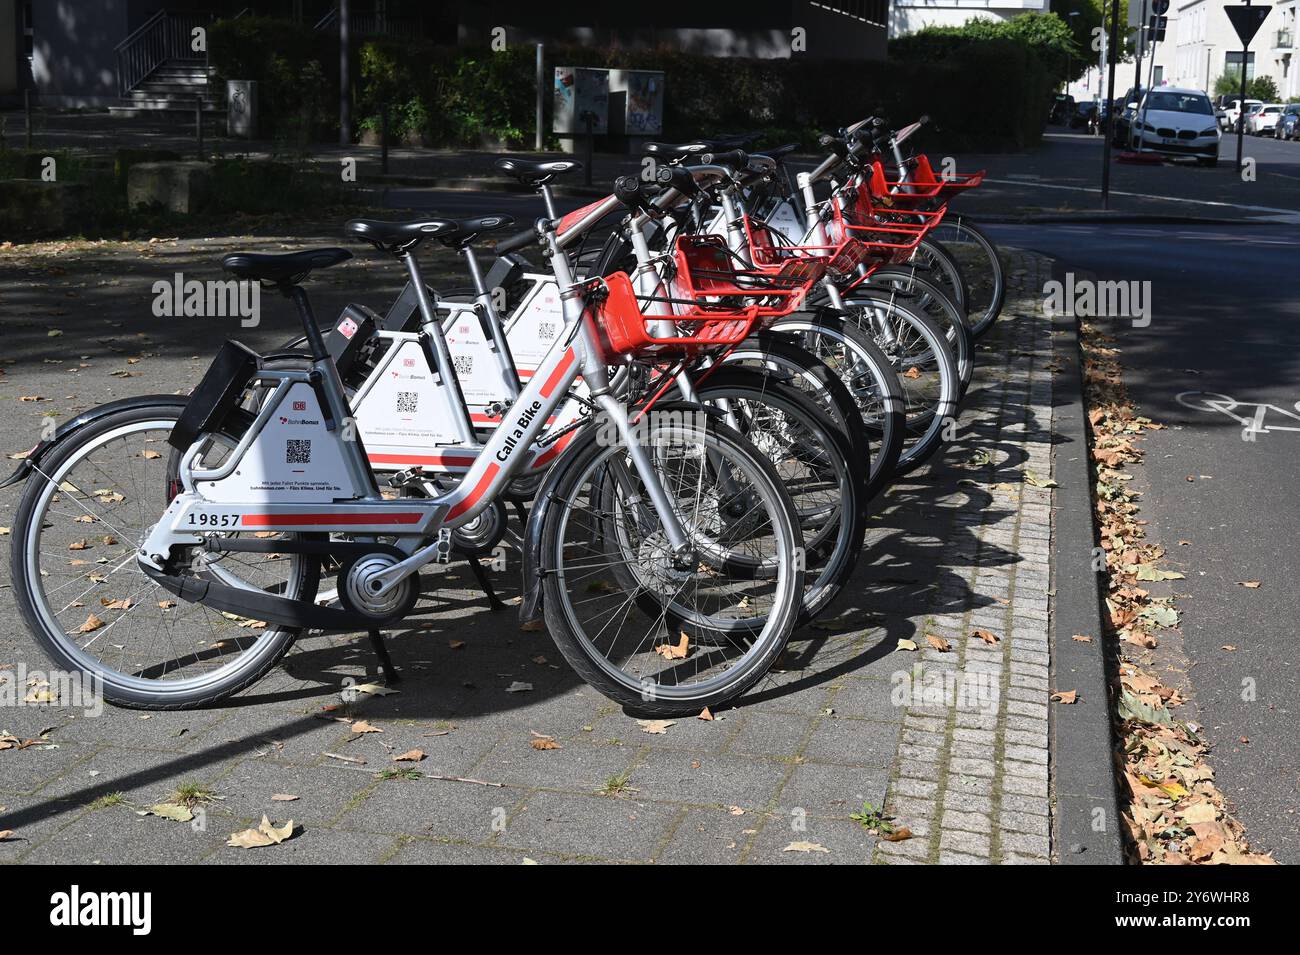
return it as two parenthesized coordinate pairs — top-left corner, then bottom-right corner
(0, 394), (190, 490)
(517, 400), (734, 626)
(517, 426), (590, 626)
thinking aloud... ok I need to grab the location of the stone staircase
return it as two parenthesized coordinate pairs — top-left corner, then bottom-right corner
(110, 59), (225, 120)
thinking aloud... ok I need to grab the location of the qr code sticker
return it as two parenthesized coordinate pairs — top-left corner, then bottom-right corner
(285, 439), (311, 465)
(452, 354), (474, 376)
(538, 321), (556, 340)
(396, 391), (418, 413)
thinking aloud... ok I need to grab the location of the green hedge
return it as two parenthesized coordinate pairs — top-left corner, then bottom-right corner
(212, 16), (1057, 153)
(208, 15), (336, 146)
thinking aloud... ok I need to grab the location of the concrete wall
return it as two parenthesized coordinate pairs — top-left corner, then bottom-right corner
(0, 0), (21, 99)
(31, 0), (132, 106)
(457, 0), (886, 60)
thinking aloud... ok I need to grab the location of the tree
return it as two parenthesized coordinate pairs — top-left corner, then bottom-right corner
(1214, 71), (1281, 101)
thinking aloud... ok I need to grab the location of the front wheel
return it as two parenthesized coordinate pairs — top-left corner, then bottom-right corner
(540, 411), (804, 715)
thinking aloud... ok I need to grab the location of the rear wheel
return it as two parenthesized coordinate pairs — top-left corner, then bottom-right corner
(10, 405), (319, 710)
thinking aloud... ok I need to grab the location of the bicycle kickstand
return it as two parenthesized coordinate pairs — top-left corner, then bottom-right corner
(367, 629), (401, 684)
(465, 556), (507, 612)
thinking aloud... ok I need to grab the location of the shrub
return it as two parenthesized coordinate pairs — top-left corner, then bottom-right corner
(208, 15), (336, 145)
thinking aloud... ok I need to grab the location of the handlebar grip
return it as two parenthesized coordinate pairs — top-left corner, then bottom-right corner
(656, 165), (700, 197)
(614, 174), (655, 214)
(701, 149), (748, 170)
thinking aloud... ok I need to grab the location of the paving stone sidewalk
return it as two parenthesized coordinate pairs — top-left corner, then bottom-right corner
(0, 247), (1055, 865)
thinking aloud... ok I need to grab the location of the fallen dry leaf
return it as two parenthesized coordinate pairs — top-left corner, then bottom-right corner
(697, 707), (714, 722)
(1051, 690), (1079, 704)
(1237, 581), (1261, 589)
(349, 719), (382, 735)
(924, 634), (951, 653)
(271, 794), (299, 802)
(882, 827), (913, 842)
(972, 628), (999, 645)
(655, 633), (690, 660)
(393, 748), (426, 762)
(75, 613), (104, 634)
(227, 815), (295, 848)
(782, 841), (830, 853)
(636, 719), (674, 735)
(1071, 634), (1093, 643)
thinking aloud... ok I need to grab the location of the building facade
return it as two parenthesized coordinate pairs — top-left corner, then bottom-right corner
(889, 0), (1051, 36)
(1148, 0), (1297, 100)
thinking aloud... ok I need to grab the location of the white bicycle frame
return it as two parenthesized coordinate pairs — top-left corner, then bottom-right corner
(140, 224), (696, 598)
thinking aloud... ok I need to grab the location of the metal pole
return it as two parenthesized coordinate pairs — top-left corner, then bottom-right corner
(196, 95), (204, 159)
(1237, 1), (1250, 171)
(1134, 0), (1148, 102)
(381, 102), (389, 174)
(339, 0), (352, 144)
(1101, 0), (1120, 209)
(535, 43), (545, 151)
(583, 111), (594, 186)
(24, 88), (32, 149)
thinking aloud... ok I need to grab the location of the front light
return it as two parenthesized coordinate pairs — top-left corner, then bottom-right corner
(1200, 127), (1218, 137)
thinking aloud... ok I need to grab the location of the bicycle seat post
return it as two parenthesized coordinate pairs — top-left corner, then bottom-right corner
(537, 181), (559, 222)
(286, 284), (329, 361)
(398, 247), (477, 445)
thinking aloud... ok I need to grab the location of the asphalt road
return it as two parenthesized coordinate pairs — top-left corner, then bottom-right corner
(959, 131), (1300, 220)
(983, 220), (1300, 861)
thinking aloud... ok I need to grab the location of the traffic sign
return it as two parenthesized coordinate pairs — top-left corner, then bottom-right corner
(1225, 4), (1270, 46)
(1152, 0), (1169, 15)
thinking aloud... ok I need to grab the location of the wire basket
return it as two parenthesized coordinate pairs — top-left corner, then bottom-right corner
(583, 236), (817, 363)
(584, 270), (760, 363)
(744, 215), (874, 283)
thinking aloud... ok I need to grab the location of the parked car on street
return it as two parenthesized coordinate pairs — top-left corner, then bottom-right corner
(1275, 103), (1300, 140)
(1125, 88), (1222, 166)
(1110, 86), (1147, 147)
(1219, 97), (1262, 131)
(1247, 103), (1285, 135)
(1070, 101), (1098, 130)
(1049, 93), (1076, 125)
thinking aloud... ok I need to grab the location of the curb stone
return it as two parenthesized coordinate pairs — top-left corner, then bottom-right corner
(1046, 257), (1127, 865)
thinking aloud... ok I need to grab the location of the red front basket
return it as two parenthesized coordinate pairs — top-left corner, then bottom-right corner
(584, 271), (760, 364)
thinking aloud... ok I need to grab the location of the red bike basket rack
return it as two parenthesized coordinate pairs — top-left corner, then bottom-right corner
(584, 271), (760, 363)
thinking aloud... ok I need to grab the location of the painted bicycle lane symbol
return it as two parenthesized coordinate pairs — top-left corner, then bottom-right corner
(1176, 391), (1300, 441)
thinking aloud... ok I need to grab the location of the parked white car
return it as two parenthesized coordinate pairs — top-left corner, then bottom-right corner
(1220, 98), (1262, 131)
(1130, 88), (1222, 166)
(1247, 103), (1285, 135)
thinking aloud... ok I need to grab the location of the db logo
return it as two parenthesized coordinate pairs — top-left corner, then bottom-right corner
(403, 358), (416, 367)
(292, 401), (307, 411)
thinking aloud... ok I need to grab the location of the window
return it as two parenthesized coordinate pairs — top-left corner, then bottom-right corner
(1224, 51), (1257, 80)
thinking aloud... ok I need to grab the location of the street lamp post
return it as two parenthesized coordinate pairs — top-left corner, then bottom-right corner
(1067, 11), (1081, 95)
